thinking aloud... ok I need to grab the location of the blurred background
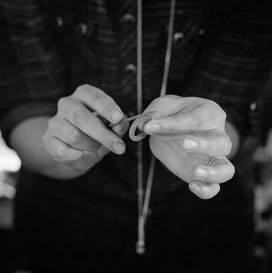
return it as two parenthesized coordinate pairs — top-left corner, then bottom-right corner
(0, 131), (21, 272)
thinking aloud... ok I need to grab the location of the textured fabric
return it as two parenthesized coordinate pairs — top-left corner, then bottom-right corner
(259, 73), (272, 145)
(1, 0), (272, 140)
(0, 0), (272, 272)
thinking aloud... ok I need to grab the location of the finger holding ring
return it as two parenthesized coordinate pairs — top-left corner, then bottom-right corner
(129, 115), (151, 141)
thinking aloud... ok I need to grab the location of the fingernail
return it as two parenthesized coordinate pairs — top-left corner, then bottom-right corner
(196, 168), (208, 179)
(112, 141), (125, 154)
(144, 123), (160, 133)
(183, 138), (198, 149)
(111, 110), (123, 122)
(189, 182), (202, 192)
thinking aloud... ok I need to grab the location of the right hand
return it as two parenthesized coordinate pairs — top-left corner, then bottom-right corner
(43, 84), (129, 174)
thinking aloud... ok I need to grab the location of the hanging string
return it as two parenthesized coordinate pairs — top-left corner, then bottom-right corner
(160, 0), (176, 97)
(136, 0), (145, 254)
(136, 0), (176, 255)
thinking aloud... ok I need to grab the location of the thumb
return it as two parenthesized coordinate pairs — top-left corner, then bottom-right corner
(143, 112), (201, 135)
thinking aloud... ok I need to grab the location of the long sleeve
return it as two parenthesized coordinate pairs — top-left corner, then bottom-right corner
(0, 0), (67, 144)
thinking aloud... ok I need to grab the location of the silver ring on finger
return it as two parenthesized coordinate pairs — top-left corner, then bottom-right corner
(206, 156), (227, 166)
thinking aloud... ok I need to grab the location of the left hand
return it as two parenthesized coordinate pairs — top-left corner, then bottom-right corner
(140, 95), (235, 199)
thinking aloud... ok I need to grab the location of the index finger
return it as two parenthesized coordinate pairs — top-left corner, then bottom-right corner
(74, 84), (124, 125)
(59, 97), (126, 155)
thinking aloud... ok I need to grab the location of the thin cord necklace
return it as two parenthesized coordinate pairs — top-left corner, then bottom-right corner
(136, 0), (176, 255)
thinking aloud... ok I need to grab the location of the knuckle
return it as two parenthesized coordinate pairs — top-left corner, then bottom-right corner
(91, 89), (107, 102)
(191, 114), (201, 131)
(73, 108), (90, 126)
(168, 116), (177, 133)
(75, 84), (88, 94)
(218, 107), (227, 120)
(203, 103), (226, 125)
(221, 134), (232, 155)
(97, 129), (111, 144)
(226, 139), (232, 155)
(99, 130), (110, 142)
(47, 117), (57, 130)
(47, 117), (53, 128)
(57, 96), (69, 110)
(42, 134), (57, 156)
(216, 110), (226, 124)
(152, 96), (163, 105)
(42, 133), (50, 149)
(92, 92), (114, 112)
(67, 130), (82, 146)
(55, 145), (68, 160)
(90, 89), (114, 108)
(214, 106), (226, 124)
(227, 163), (235, 180)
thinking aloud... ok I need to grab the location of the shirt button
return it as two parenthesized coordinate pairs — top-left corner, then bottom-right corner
(173, 32), (184, 44)
(125, 64), (137, 74)
(128, 111), (136, 117)
(77, 22), (88, 35)
(121, 13), (136, 26)
(198, 29), (205, 35)
(55, 15), (64, 27)
(250, 102), (257, 112)
(178, 9), (184, 15)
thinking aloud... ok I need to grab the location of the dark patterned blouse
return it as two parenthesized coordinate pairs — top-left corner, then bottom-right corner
(0, 1), (272, 272)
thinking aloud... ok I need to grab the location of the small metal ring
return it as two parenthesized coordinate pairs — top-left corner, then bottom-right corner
(206, 156), (227, 166)
(206, 157), (216, 166)
(129, 115), (151, 141)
